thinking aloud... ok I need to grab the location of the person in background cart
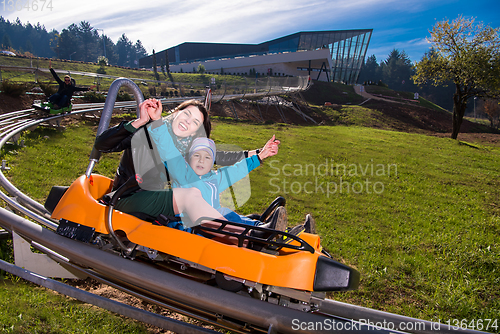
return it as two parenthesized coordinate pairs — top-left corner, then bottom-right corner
(47, 60), (94, 109)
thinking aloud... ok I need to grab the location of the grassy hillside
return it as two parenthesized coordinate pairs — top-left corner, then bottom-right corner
(4, 54), (496, 136)
(1, 118), (499, 332)
(0, 55), (273, 92)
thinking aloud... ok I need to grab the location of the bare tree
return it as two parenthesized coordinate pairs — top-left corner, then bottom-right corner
(413, 16), (500, 139)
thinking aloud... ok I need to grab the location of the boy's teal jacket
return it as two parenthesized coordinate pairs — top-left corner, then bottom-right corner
(148, 120), (261, 209)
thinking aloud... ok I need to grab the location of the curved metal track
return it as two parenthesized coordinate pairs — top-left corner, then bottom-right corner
(1, 66), (311, 103)
(0, 92), (488, 334)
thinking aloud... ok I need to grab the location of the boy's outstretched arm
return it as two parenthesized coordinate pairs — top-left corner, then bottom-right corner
(217, 135), (280, 193)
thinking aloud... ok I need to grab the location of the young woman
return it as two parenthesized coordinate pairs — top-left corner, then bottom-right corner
(94, 99), (270, 226)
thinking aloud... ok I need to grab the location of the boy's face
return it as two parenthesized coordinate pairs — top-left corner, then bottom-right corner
(189, 149), (213, 176)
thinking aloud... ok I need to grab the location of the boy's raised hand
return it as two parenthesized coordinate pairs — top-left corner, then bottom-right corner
(133, 99), (162, 129)
(147, 98), (163, 121)
(132, 100), (152, 128)
(258, 135), (280, 160)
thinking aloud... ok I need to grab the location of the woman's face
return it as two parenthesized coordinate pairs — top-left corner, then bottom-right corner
(171, 105), (204, 138)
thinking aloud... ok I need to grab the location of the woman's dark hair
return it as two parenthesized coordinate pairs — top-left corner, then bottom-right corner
(174, 99), (211, 137)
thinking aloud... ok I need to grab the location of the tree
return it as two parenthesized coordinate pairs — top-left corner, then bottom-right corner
(49, 30), (60, 58)
(97, 56), (108, 74)
(58, 24), (80, 60)
(160, 60), (166, 77)
(414, 48), (455, 111)
(25, 39), (33, 54)
(116, 34), (133, 67)
(2, 33), (12, 49)
(77, 21), (98, 62)
(358, 54), (380, 84)
(413, 16), (500, 139)
(152, 49), (159, 81)
(0, 17), (146, 64)
(482, 99), (500, 128)
(165, 50), (170, 73)
(381, 49), (414, 91)
(102, 35), (118, 65)
(134, 40), (147, 67)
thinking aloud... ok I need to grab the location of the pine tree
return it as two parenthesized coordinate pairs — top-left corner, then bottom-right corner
(2, 33), (12, 49)
(152, 49), (159, 81)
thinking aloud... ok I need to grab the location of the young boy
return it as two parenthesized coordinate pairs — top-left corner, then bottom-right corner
(185, 136), (275, 226)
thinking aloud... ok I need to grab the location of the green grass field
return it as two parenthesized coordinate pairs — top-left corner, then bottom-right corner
(1, 116), (499, 332)
(0, 278), (149, 333)
(0, 55), (272, 95)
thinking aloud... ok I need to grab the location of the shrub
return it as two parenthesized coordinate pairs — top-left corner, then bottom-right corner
(97, 56), (108, 66)
(148, 86), (156, 97)
(38, 81), (57, 97)
(377, 80), (388, 88)
(1, 80), (28, 97)
(160, 84), (167, 94)
(82, 91), (106, 103)
(117, 91), (133, 101)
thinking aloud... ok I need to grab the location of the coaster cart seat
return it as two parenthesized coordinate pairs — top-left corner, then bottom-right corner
(32, 100), (73, 115)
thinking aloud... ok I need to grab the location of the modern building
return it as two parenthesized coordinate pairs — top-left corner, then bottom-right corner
(139, 29), (372, 84)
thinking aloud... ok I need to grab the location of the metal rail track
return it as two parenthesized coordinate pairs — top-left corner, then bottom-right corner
(1, 65), (310, 101)
(0, 85), (489, 334)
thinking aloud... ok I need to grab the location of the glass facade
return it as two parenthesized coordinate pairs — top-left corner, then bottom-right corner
(267, 30), (372, 84)
(140, 29), (372, 85)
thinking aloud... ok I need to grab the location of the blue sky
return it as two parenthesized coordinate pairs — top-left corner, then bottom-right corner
(1, 0), (499, 63)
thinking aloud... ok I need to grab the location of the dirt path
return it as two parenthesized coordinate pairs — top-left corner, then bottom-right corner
(353, 84), (413, 105)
